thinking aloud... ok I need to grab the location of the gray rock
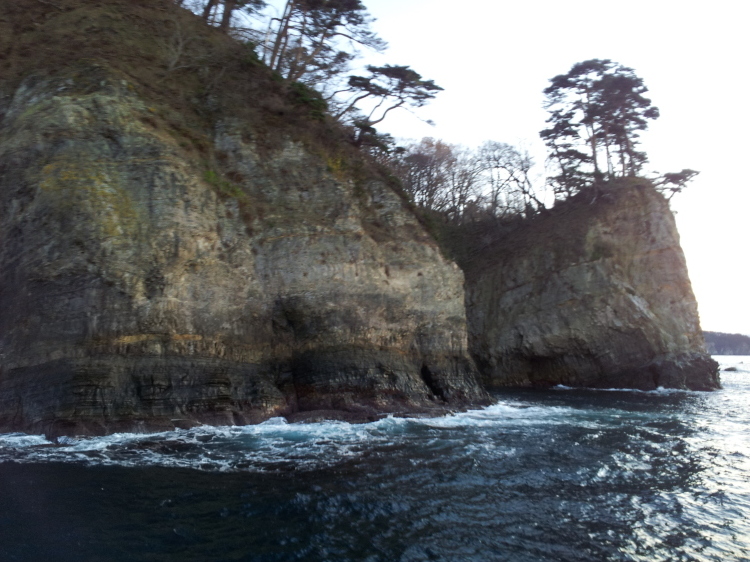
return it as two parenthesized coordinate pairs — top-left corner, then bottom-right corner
(465, 183), (720, 390)
(0, 72), (487, 436)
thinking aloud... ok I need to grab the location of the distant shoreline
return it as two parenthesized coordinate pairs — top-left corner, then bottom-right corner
(704, 331), (750, 355)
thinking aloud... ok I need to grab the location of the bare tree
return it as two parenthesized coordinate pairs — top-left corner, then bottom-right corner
(387, 138), (544, 223)
(162, 18), (195, 72)
(479, 141), (544, 217)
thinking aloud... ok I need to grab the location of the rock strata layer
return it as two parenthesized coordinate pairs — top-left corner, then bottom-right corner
(0, 71), (487, 436)
(465, 182), (720, 391)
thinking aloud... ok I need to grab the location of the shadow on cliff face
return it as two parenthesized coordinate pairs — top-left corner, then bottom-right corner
(419, 364), (447, 402)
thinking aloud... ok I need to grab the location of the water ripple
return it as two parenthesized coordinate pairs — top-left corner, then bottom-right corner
(0, 358), (748, 561)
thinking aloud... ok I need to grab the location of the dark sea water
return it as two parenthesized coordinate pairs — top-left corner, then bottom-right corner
(1, 356), (749, 562)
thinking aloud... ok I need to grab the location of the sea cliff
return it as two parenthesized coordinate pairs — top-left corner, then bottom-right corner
(0, 0), (717, 437)
(0, 68), (488, 436)
(465, 183), (720, 390)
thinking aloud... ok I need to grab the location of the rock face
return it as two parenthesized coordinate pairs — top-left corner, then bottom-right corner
(0, 70), (486, 436)
(0, 0), (719, 437)
(465, 182), (720, 391)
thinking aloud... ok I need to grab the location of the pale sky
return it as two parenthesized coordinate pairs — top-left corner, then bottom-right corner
(257, 0), (750, 335)
(357, 0), (749, 335)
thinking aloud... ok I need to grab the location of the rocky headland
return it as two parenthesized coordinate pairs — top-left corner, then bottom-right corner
(0, 0), (718, 436)
(465, 183), (720, 391)
(0, 68), (490, 436)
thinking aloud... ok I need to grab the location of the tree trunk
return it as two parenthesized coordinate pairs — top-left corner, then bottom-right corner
(624, 134), (636, 176)
(584, 87), (601, 180)
(202, 0), (218, 21)
(602, 124), (613, 179)
(219, 0), (236, 31)
(269, 0), (295, 71)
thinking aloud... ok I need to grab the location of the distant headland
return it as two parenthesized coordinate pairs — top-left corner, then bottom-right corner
(704, 332), (750, 355)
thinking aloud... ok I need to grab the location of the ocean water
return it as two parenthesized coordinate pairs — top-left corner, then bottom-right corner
(0, 357), (748, 561)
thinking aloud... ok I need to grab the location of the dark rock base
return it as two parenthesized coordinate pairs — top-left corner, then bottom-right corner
(477, 352), (720, 392)
(0, 351), (490, 438)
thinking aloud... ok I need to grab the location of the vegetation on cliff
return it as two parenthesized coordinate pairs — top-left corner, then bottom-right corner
(0, 0), (696, 231)
(0, 0), (434, 196)
(362, 59), (703, 270)
(176, 1), (443, 147)
(540, 59), (659, 194)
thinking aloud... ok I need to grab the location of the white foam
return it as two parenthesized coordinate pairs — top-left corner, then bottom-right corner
(0, 401), (536, 470)
(550, 382), (712, 394)
(0, 392), (694, 471)
(566, 385), (709, 395)
(0, 433), (52, 447)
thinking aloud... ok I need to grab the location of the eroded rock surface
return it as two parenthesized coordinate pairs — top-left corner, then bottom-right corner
(0, 72), (486, 436)
(465, 183), (720, 391)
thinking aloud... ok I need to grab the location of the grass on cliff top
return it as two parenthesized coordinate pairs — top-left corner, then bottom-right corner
(0, 0), (373, 181)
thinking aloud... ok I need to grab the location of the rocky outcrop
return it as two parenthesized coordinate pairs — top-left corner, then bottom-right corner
(465, 182), (720, 391)
(0, 69), (487, 436)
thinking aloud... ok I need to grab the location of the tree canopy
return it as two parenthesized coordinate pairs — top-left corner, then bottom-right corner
(334, 65), (442, 145)
(172, 5), (697, 210)
(653, 169), (700, 200)
(540, 59), (659, 196)
(198, 0), (266, 31)
(178, 0), (440, 138)
(261, 0), (386, 86)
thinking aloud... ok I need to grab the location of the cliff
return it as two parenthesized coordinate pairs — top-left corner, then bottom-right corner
(0, 0), (487, 436)
(0, 0), (718, 437)
(465, 181), (720, 390)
